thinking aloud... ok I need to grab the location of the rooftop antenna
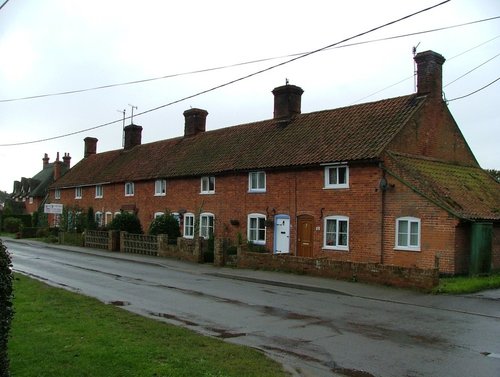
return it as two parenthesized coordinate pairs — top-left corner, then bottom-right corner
(117, 109), (126, 147)
(285, 78), (289, 85)
(128, 104), (138, 124)
(413, 42), (421, 92)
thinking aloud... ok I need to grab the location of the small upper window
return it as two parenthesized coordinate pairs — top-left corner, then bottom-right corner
(75, 187), (82, 199)
(125, 182), (134, 196)
(154, 212), (165, 219)
(249, 171), (266, 192)
(323, 216), (349, 251)
(55, 188), (61, 200)
(396, 217), (421, 251)
(324, 165), (349, 189)
(154, 179), (166, 196)
(95, 185), (103, 198)
(201, 176), (215, 194)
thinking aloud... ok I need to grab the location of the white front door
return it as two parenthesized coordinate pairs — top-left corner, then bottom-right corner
(274, 216), (290, 254)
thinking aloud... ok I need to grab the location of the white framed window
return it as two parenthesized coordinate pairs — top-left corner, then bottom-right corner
(199, 212), (214, 239)
(125, 182), (134, 196)
(75, 186), (82, 199)
(396, 217), (421, 251)
(324, 165), (349, 189)
(154, 179), (166, 196)
(95, 184), (103, 198)
(55, 188), (61, 200)
(249, 171), (266, 192)
(29, 197), (33, 204)
(95, 211), (104, 228)
(247, 214), (266, 245)
(183, 213), (195, 239)
(323, 216), (349, 251)
(200, 176), (215, 194)
(154, 212), (165, 219)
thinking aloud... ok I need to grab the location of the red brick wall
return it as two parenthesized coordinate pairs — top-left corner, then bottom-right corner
(382, 173), (464, 274)
(387, 100), (478, 166)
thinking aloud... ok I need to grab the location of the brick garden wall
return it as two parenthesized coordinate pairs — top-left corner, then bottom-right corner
(237, 250), (439, 291)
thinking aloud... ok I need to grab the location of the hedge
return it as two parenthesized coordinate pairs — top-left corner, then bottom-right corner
(0, 239), (13, 377)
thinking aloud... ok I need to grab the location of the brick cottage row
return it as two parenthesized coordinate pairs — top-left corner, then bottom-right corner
(48, 50), (500, 276)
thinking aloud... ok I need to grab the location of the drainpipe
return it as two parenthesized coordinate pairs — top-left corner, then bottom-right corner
(379, 163), (387, 265)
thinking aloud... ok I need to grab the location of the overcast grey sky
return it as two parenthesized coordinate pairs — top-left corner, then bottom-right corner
(0, 0), (499, 193)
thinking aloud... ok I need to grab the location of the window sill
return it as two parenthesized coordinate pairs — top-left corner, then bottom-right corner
(154, 193), (166, 197)
(248, 189), (266, 194)
(323, 246), (349, 252)
(323, 185), (349, 190)
(394, 247), (421, 252)
(200, 192), (215, 195)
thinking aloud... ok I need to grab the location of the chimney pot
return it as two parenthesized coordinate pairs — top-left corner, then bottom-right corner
(123, 124), (143, 150)
(184, 108), (208, 137)
(272, 84), (304, 120)
(414, 50), (445, 98)
(84, 137), (98, 158)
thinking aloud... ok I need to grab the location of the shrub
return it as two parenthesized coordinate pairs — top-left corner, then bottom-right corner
(0, 239), (13, 377)
(20, 227), (38, 239)
(148, 213), (181, 240)
(109, 212), (143, 234)
(3, 218), (22, 234)
(36, 228), (50, 238)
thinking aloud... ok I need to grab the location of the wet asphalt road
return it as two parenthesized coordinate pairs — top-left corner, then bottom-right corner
(5, 238), (500, 377)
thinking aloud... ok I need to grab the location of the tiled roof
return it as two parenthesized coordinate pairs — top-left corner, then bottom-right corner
(54, 94), (425, 188)
(386, 152), (500, 221)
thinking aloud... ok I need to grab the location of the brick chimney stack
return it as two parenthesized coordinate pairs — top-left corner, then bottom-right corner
(84, 137), (98, 158)
(272, 84), (304, 120)
(184, 108), (208, 137)
(63, 153), (71, 168)
(414, 50), (446, 99)
(53, 152), (62, 181)
(123, 124), (143, 150)
(42, 153), (49, 169)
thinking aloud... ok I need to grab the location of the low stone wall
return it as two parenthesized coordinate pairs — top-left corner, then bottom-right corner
(158, 237), (203, 263)
(237, 250), (439, 291)
(84, 230), (119, 251)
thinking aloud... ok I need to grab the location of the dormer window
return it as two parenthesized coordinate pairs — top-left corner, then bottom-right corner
(55, 188), (61, 200)
(125, 182), (134, 197)
(324, 165), (349, 189)
(201, 176), (215, 194)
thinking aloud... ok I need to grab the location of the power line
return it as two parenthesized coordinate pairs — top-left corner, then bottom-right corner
(351, 35), (500, 104)
(444, 52), (500, 88)
(447, 76), (500, 102)
(0, 0), (452, 147)
(2, 7), (495, 104)
(0, 0), (10, 11)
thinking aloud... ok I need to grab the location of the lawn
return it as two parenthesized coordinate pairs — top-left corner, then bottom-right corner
(9, 274), (289, 377)
(433, 272), (500, 294)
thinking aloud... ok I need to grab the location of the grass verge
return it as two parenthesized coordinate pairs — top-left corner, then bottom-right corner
(10, 274), (289, 377)
(433, 272), (500, 294)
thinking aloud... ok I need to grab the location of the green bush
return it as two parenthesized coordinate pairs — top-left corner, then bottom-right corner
(36, 228), (50, 238)
(20, 227), (38, 239)
(148, 213), (181, 240)
(3, 218), (22, 234)
(109, 212), (143, 234)
(0, 239), (13, 377)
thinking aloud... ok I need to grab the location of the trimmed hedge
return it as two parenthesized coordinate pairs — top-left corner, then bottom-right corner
(0, 239), (13, 377)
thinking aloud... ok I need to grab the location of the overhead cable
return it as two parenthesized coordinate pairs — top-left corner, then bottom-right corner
(0, 0), (452, 147)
